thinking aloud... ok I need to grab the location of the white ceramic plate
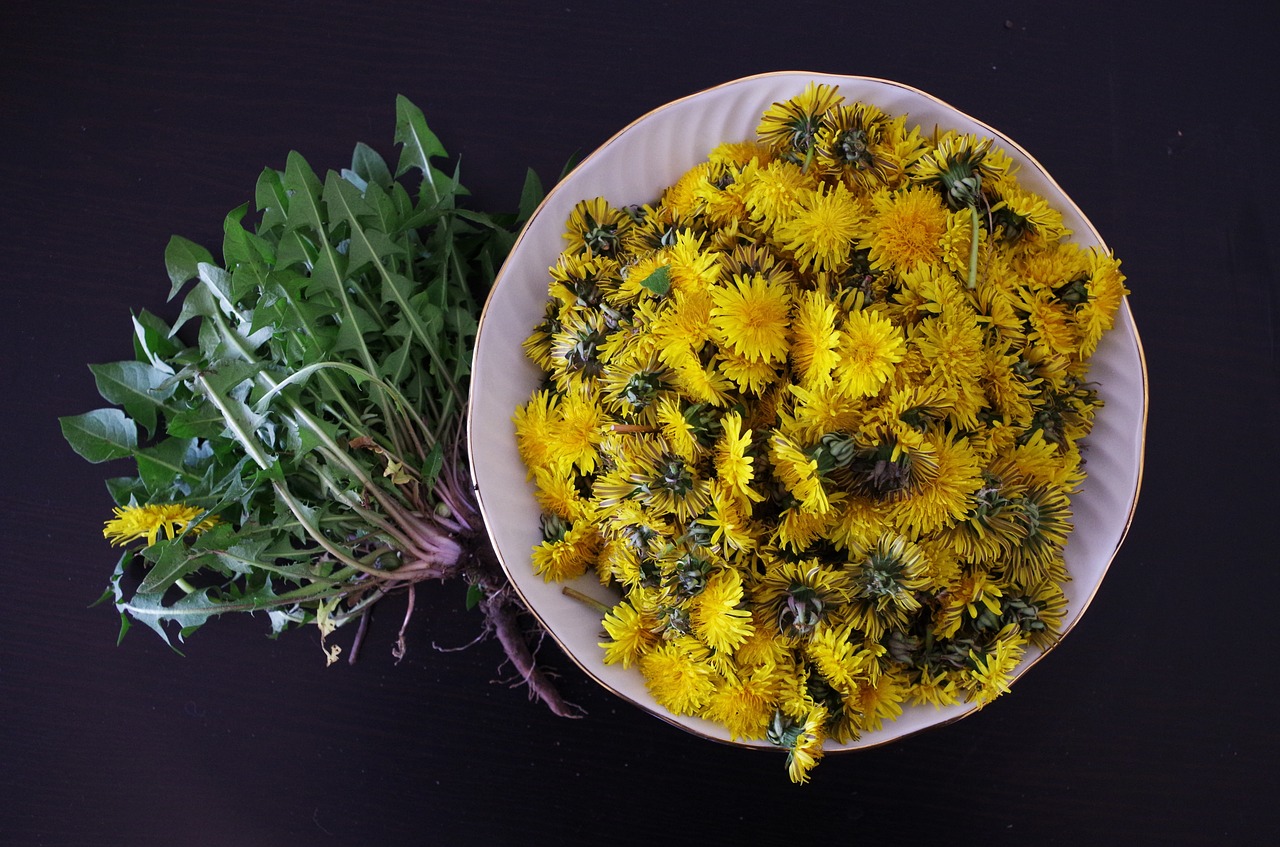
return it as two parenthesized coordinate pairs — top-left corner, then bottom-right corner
(468, 72), (1147, 749)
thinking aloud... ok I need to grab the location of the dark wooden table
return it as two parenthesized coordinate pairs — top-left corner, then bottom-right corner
(5, 2), (1277, 844)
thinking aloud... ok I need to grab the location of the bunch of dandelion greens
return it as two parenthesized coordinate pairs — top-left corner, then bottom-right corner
(61, 97), (579, 715)
(514, 83), (1129, 781)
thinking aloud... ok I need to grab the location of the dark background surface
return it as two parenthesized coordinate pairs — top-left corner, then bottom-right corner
(4, 1), (1278, 844)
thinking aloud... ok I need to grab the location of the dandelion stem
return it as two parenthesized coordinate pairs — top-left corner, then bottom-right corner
(610, 424), (655, 434)
(967, 204), (981, 289)
(561, 585), (612, 615)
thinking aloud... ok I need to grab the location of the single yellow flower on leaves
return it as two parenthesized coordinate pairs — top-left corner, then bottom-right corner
(103, 503), (219, 547)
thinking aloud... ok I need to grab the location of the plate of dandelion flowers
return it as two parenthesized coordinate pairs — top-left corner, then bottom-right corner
(468, 72), (1146, 783)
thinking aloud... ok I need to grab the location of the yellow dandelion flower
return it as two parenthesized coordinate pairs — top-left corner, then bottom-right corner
(909, 131), (1011, 209)
(757, 81), (844, 162)
(887, 432), (983, 538)
(909, 665), (962, 709)
(717, 242), (797, 288)
(773, 498), (844, 553)
(562, 196), (635, 260)
(616, 250), (673, 304)
(1004, 430), (1080, 491)
(709, 272), (792, 364)
(639, 636), (718, 716)
(756, 557), (852, 638)
(741, 158), (809, 230)
(597, 537), (642, 588)
(715, 347), (780, 395)
(691, 568), (754, 653)
(693, 162), (751, 227)
(1019, 287), (1079, 358)
(599, 599), (660, 669)
(530, 522), (602, 582)
(654, 396), (700, 462)
(769, 432), (831, 515)
(549, 308), (609, 391)
(913, 312), (987, 428)
(513, 389), (559, 475)
(708, 139), (772, 168)
(994, 182), (1069, 243)
(712, 411), (763, 505)
(767, 708), (827, 785)
(551, 388), (607, 475)
(827, 494), (888, 554)
(1077, 248), (1128, 359)
(833, 307), (905, 399)
(667, 348), (735, 407)
(651, 286), (716, 358)
(532, 465), (592, 522)
(933, 568), (1005, 640)
(860, 381), (949, 453)
(804, 621), (865, 694)
(1015, 238), (1090, 294)
(981, 345), (1037, 424)
(662, 162), (713, 220)
(666, 229), (721, 293)
(698, 482), (759, 554)
(522, 302), (559, 372)
(773, 181), (863, 273)
(858, 185), (949, 273)
(704, 665), (779, 741)
(734, 609), (790, 668)
(846, 533), (932, 639)
(548, 253), (622, 317)
(103, 503), (220, 547)
(598, 355), (667, 419)
(814, 101), (895, 187)
(789, 289), (842, 388)
(785, 383), (863, 443)
(852, 670), (907, 733)
(966, 624), (1027, 705)
(939, 207), (986, 277)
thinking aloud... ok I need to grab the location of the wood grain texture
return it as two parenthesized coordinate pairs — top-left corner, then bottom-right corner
(3, 1), (1277, 844)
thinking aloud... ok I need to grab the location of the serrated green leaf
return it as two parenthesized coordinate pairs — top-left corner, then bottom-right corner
(518, 167), (545, 223)
(166, 398), (227, 441)
(282, 151), (324, 230)
(200, 358), (260, 397)
(324, 172), (406, 275)
(134, 436), (197, 493)
(640, 264), (672, 296)
(89, 360), (177, 437)
(465, 582), (483, 611)
(132, 310), (179, 370)
(106, 475), (147, 506)
(170, 282), (217, 339)
(393, 95), (447, 179)
(119, 586), (223, 646)
(194, 373), (275, 470)
(351, 141), (393, 190)
(138, 538), (215, 594)
(255, 167), (289, 232)
(60, 409), (138, 463)
(165, 235), (215, 301)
